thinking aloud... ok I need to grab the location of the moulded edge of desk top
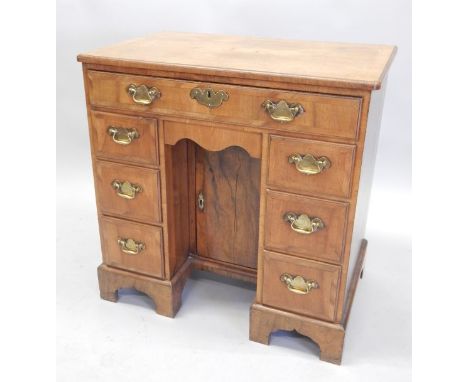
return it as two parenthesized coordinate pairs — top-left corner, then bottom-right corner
(77, 32), (397, 91)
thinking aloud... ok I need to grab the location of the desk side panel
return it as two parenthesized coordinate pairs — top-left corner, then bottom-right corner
(344, 79), (387, 309)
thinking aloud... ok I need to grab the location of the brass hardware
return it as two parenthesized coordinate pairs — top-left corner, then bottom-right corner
(111, 180), (142, 200)
(197, 191), (205, 211)
(283, 212), (324, 234)
(107, 126), (140, 145)
(127, 84), (161, 105)
(190, 87), (229, 108)
(288, 153), (331, 175)
(117, 238), (145, 255)
(280, 273), (319, 295)
(262, 99), (304, 122)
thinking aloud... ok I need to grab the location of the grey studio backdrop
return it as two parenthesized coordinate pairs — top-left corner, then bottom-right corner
(57, 1), (411, 381)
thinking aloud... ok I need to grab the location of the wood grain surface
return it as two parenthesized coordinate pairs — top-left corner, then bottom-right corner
(78, 32), (396, 90)
(90, 111), (159, 167)
(264, 190), (349, 264)
(267, 135), (356, 198)
(86, 70), (362, 139)
(99, 216), (164, 278)
(196, 146), (261, 269)
(164, 120), (262, 159)
(94, 160), (162, 224)
(250, 303), (345, 364)
(261, 250), (341, 322)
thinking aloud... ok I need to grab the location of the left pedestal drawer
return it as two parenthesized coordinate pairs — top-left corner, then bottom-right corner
(90, 111), (159, 167)
(99, 216), (164, 278)
(95, 161), (162, 224)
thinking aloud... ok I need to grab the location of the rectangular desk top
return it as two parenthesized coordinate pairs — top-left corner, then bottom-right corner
(77, 32), (396, 90)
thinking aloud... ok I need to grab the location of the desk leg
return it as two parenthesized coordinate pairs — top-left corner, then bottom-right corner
(249, 239), (368, 364)
(97, 258), (192, 318)
(249, 303), (345, 364)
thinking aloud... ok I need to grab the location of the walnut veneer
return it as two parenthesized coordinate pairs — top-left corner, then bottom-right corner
(78, 32), (395, 364)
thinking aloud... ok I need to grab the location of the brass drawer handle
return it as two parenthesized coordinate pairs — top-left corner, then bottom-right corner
(288, 153), (331, 175)
(283, 212), (324, 234)
(107, 126), (140, 145)
(111, 180), (142, 199)
(117, 238), (145, 255)
(262, 99), (304, 122)
(280, 273), (319, 295)
(127, 84), (161, 105)
(190, 87), (229, 108)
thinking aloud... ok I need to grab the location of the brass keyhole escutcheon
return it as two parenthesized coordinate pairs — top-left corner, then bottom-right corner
(190, 87), (229, 108)
(197, 191), (205, 211)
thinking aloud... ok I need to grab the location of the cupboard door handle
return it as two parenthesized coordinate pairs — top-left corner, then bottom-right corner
(262, 99), (304, 122)
(190, 87), (229, 108)
(127, 84), (161, 105)
(280, 273), (319, 295)
(107, 126), (140, 145)
(111, 180), (142, 200)
(283, 212), (324, 234)
(117, 238), (145, 255)
(288, 153), (331, 175)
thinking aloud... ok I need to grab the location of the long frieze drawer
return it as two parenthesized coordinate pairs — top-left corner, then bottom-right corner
(95, 161), (162, 224)
(99, 216), (164, 278)
(86, 70), (362, 140)
(90, 111), (159, 167)
(267, 135), (356, 199)
(264, 190), (348, 264)
(262, 250), (341, 322)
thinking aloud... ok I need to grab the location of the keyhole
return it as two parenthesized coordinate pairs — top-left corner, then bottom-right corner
(206, 90), (212, 98)
(197, 191), (205, 211)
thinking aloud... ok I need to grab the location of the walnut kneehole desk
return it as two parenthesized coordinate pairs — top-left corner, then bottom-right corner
(77, 32), (396, 364)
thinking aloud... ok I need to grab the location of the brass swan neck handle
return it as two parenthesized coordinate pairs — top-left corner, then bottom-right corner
(111, 180), (142, 200)
(283, 212), (325, 234)
(117, 238), (145, 255)
(127, 84), (161, 105)
(107, 126), (140, 145)
(280, 273), (319, 295)
(288, 153), (331, 175)
(262, 99), (304, 122)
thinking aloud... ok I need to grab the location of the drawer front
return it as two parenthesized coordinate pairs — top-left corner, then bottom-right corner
(100, 216), (163, 278)
(90, 111), (159, 167)
(262, 250), (341, 321)
(95, 161), (162, 224)
(264, 190), (348, 263)
(267, 136), (355, 198)
(87, 70), (361, 140)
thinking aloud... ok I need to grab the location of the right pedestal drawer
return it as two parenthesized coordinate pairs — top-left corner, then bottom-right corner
(264, 190), (349, 264)
(262, 250), (341, 322)
(267, 135), (356, 199)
